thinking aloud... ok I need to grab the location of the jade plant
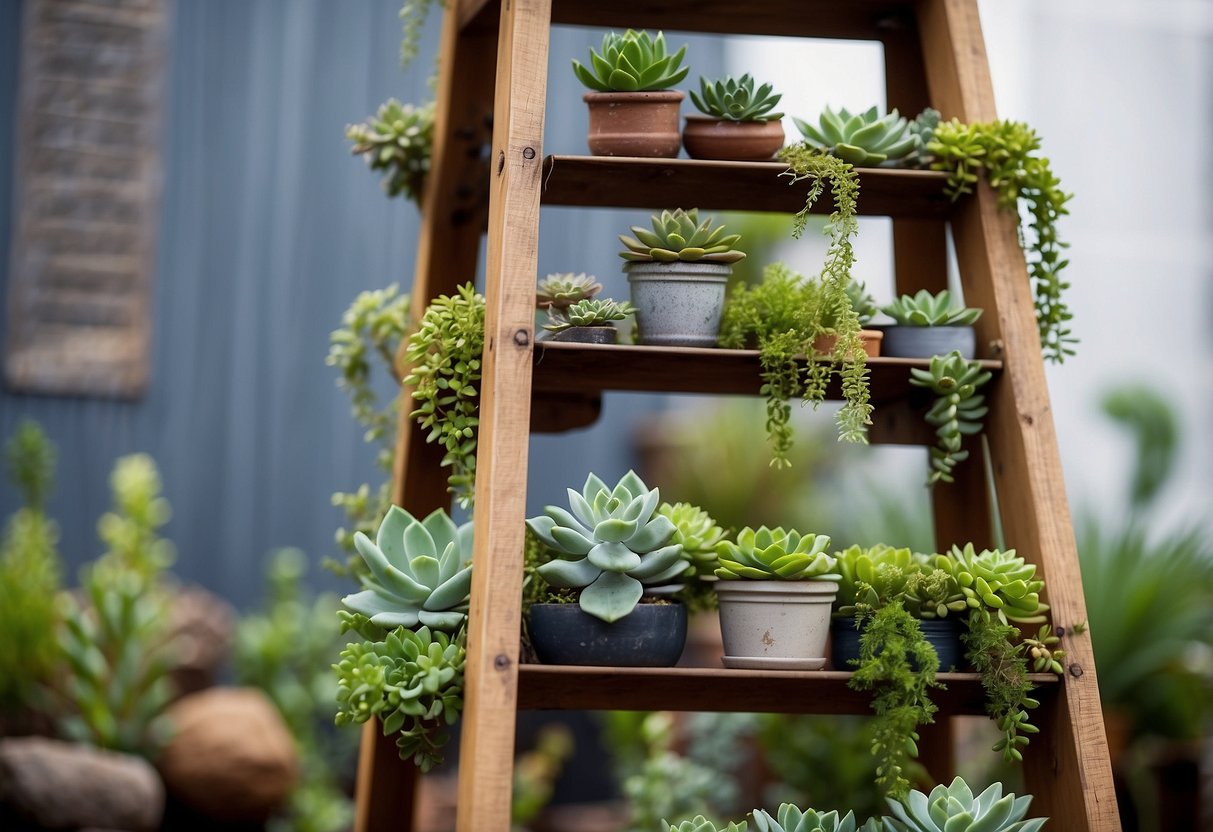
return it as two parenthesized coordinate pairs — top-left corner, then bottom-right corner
(536, 272), (602, 310)
(526, 470), (686, 622)
(346, 99), (434, 205)
(341, 506), (473, 631)
(691, 74), (784, 122)
(927, 118), (1074, 362)
(883, 777), (1048, 832)
(908, 351), (992, 485)
(543, 298), (636, 333)
(715, 526), (837, 581)
(403, 283), (485, 508)
(881, 290), (982, 327)
(793, 106), (915, 166)
(754, 805), (879, 832)
(333, 625), (465, 772)
(620, 209), (746, 264)
(572, 29), (689, 92)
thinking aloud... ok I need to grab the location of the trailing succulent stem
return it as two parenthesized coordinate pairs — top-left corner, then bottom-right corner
(928, 118), (1075, 362)
(963, 609), (1042, 764)
(403, 284), (485, 509)
(908, 351), (991, 486)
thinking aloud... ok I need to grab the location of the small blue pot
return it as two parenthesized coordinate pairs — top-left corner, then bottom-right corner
(830, 616), (966, 672)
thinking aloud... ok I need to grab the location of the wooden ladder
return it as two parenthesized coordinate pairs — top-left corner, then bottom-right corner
(354, 0), (1120, 829)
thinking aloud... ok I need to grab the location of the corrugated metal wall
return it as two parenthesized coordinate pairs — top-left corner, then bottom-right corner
(0, 1), (722, 607)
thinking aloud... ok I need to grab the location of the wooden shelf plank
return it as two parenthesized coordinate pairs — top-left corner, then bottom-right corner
(461, 0), (918, 41)
(541, 156), (954, 218)
(517, 665), (1058, 715)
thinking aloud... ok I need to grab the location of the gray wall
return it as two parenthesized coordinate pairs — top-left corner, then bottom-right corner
(0, 1), (721, 607)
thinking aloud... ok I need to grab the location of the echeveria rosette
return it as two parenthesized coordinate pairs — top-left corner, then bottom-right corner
(619, 208), (746, 264)
(938, 544), (1049, 626)
(571, 29), (689, 93)
(526, 471), (685, 623)
(666, 818), (748, 832)
(880, 289), (982, 327)
(883, 777), (1048, 832)
(832, 544), (921, 615)
(714, 527), (839, 582)
(658, 501), (725, 580)
(342, 505), (474, 632)
(793, 105), (915, 166)
(754, 804), (880, 832)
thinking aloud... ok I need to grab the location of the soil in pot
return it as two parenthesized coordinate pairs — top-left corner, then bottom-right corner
(682, 116), (785, 161)
(812, 329), (884, 358)
(715, 580), (837, 671)
(528, 601), (687, 667)
(880, 325), (977, 359)
(548, 326), (618, 344)
(626, 261), (730, 347)
(585, 91), (683, 158)
(830, 616), (965, 671)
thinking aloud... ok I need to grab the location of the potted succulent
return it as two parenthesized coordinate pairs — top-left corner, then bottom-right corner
(542, 298), (637, 344)
(572, 29), (689, 158)
(793, 105), (915, 167)
(879, 289), (982, 358)
(683, 74), (785, 161)
(754, 805), (879, 832)
(525, 470), (688, 666)
(885, 777), (1048, 831)
(908, 351), (992, 486)
(536, 272), (602, 311)
(813, 279), (883, 358)
(713, 526), (840, 670)
(620, 208), (746, 347)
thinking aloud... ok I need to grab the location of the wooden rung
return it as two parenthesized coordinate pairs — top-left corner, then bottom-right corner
(541, 156), (954, 218)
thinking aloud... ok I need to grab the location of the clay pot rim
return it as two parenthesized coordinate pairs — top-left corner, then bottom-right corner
(683, 113), (784, 127)
(583, 90), (685, 103)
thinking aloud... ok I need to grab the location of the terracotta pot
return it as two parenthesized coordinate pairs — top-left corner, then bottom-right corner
(682, 115), (785, 161)
(812, 328), (884, 358)
(584, 91), (683, 158)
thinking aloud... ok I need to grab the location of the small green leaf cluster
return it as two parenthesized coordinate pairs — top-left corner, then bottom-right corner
(543, 298), (636, 332)
(691, 74), (784, 122)
(777, 146), (871, 446)
(572, 30), (689, 92)
(794, 106), (915, 166)
(842, 281), (877, 328)
(908, 351), (992, 485)
(754, 805), (880, 832)
(880, 289), (981, 327)
(527, 471), (685, 622)
(346, 98), (434, 204)
(884, 777), (1047, 832)
(620, 208), (746, 264)
(928, 118), (1075, 362)
(832, 544), (919, 615)
(326, 284), (411, 572)
(97, 453), (176, 578)
(715, 526), (837, 581)
(342, 506), (474, 632)
(536, 272), (602, 310)
(403, 283), (485, 509)
(333, 625), (465, 772)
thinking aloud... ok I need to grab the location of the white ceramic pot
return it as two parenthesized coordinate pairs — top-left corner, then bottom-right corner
(715, 579), (838, 670)
(625, 261), (731, 347)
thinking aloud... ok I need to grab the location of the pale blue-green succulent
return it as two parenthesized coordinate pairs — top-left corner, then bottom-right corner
(883, 777), (1047, 832)
(666, 817), (748, 832)
(527, 471), (685, 623)
(342, 506), (473, 631)
(754, 804), (880, 832)
(794, 105), (915, 166)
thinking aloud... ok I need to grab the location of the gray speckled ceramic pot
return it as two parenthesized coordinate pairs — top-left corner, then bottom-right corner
(880, 325), (977, 359)
(625, 261), (731, 347)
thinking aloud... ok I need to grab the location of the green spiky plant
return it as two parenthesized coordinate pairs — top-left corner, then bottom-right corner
(908, 351), (992, 485)
(346, 99), (434, 205)
(793, 106), (915, 166)
(97, 453), (176, 578)
(927, 118), (1074, 362)
(619, 208), (747, 264)
(536, 272), (602, 310)
(658, 502), (725, 611)
(403, 283), (485, 509)
(327, 284), (411, 575)
(0, 422), (62, 721)
(881, 290), (982, 327)
(572, 29), (689, 92)
(690, 74), (784, 122)
(883, 777), (1048, 832)
(714, 526), (838, 581)
(543, 298), (637, 333)
(526, 470), (685, 622)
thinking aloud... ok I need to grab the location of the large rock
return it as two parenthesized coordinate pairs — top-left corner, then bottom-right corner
(157, 687), (297, 822)
(168, 585), (236, 696)
(0, 737), (164, 831)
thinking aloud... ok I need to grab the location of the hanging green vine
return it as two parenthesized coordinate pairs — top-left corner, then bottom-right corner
(928, 119), (1075, 362)
(963, 608), (1040, 763)
(403, 283), (485, 509)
